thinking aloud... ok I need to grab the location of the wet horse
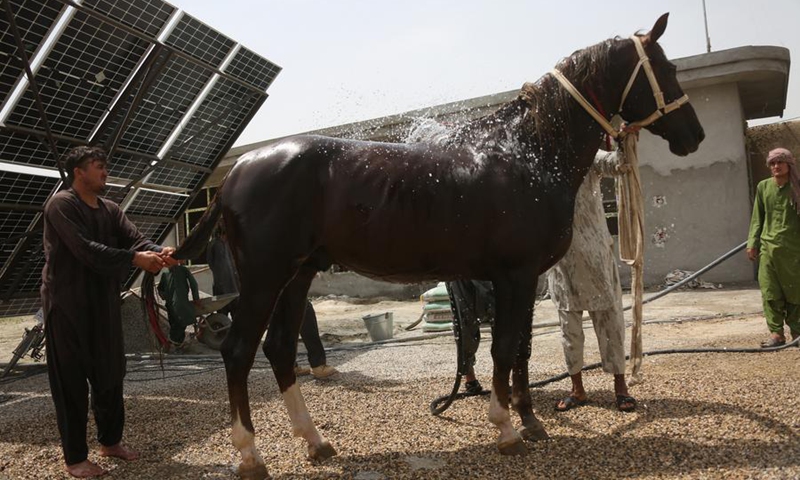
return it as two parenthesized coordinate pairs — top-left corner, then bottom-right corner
(143, 13), (703, 479)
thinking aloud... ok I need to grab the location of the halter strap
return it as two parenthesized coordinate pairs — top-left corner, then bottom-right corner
(547, 35), (689, 138)
(549, 68), (619, 138)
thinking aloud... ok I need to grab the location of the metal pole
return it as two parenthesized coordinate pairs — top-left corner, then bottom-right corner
(702, 0), (712, 53)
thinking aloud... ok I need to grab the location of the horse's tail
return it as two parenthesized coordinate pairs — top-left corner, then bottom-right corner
(139, 189), (224, 349)
(174, 192), (224, 261)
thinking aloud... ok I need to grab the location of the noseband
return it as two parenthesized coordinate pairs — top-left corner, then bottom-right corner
(546, 35), (689, 138)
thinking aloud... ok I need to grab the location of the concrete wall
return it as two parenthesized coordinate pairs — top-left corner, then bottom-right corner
(620, 82), (755, 286)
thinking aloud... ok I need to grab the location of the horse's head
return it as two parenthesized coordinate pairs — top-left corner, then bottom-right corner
(613, 13), (705, 156)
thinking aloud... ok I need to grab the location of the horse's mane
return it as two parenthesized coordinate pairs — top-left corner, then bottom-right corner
(438, 37), (624, 158)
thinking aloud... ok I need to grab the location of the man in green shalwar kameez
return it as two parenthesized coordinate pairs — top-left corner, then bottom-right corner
(747, 147), (800, 348)
(158, 264), (201, 345)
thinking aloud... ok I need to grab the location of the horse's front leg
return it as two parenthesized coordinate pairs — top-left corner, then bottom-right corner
(510, 279), (549, 442)
(488, 275), (539, 455)
(264, 268), (337, 463)
(221, 287), (277, 480)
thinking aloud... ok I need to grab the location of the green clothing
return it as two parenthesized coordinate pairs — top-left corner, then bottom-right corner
(157, 265), (200, 342)
(748, 178), (800, 335)
(762, 298), (800, 336)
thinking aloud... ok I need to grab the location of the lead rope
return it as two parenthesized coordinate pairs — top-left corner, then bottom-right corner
(616, 128), (645, 385)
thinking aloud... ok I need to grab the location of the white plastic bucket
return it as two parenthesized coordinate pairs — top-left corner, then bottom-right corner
(362, 312), (394, 342)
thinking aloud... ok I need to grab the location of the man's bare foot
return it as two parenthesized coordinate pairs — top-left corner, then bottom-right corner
(99, 443), (139, 461)
(65, 459), (107, 478)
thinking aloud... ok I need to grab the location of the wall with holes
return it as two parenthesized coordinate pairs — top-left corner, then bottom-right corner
(617, 82), (755, 287)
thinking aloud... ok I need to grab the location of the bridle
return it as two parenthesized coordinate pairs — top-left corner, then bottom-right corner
(548, 35), (689, 138)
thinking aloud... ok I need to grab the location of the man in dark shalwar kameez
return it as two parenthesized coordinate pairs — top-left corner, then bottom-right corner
(41, 146), (178, 478)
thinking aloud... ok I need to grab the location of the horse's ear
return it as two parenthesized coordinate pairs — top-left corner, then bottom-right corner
(643, 13), (669, 46)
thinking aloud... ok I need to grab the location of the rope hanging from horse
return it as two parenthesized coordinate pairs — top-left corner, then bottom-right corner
(616, 130), (645, 385)
(549, 34), (691, 385)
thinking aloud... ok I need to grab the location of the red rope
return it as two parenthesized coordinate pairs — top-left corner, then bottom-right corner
(587, 88), (612, 150)
(146, 294), (170, 348)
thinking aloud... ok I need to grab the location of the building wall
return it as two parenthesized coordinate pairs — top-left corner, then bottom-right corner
(621, 82), (754, 286)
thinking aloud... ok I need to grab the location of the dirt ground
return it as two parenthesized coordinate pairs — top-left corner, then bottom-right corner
(0, 282), (764, 363)
(2, 282), (799, 479)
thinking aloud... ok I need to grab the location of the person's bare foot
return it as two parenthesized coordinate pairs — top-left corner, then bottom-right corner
(99, 443), (139, 461)
(65, 459), (107, 478)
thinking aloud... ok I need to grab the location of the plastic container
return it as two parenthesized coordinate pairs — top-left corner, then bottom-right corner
(362, 312), (394, 342)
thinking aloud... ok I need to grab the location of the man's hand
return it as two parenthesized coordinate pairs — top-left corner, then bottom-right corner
(615, 163), (632, 174)
(159, 246), (181, 267)
(746, 247), (758, 262)
(133, 251), (166, 273)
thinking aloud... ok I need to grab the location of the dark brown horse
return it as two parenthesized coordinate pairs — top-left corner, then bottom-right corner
(143, 14), (703, 479)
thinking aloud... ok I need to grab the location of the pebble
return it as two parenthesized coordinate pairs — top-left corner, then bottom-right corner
(1, 314), (798, 479)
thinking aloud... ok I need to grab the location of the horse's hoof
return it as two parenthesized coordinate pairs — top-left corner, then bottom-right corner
(308, 441), (337, 462)
(518, 424), (550, 442)
(497, 437), (527, 456)
(236, 462), (270, 480)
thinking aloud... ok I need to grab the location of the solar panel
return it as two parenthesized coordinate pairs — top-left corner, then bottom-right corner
(0, 130), (74, 168)
(0, 0), (281, 316)
(112, 55), (213, 155)
(0, 0), (65, 106)
(225, 45), (281, 92)
(0, 210), (38, 270)
(0, 169), (59, 205)
(5, 7), (153, 139)
(169, 75), (262, 168)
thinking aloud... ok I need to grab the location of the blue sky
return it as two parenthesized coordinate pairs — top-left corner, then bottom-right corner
(167, 0), (800, 147)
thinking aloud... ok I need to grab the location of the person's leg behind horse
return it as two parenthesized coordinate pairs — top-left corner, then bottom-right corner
(554, 309), (589, 411)
(299, 300), (338, 378)
(589, 306), (635, 412)
(264, 265), (337, 461)
(446, 280), (483, 394)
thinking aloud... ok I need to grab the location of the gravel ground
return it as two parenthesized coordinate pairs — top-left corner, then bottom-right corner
(1, 287), (799, 479)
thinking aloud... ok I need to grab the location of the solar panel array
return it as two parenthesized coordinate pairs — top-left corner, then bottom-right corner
(0, 0), (281, 316)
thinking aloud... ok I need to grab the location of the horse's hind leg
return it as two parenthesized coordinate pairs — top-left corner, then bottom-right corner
(489, 274), (542, 455)
(263, 263), (337, 462)
(222, 281), (282, 480)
